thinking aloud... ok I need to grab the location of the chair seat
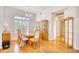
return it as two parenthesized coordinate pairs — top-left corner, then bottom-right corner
(22, 38), (28, 41)
(30, 38), (34, 41)
(30, 38), (38, 42)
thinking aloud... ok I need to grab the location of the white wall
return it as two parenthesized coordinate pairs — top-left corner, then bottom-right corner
(36, 6), (68, 40)
(0, 6), (36, 40)
(0, 7), (4, 48)
(64, 6), (79, 50)
(0, 6), (79, 50)
(36, 10), (53, 40)
(36, 6), (79, 50)
(51, 6), (79, 50)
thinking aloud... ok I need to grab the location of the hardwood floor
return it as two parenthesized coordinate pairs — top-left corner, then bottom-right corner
(0, 40), (79, 53)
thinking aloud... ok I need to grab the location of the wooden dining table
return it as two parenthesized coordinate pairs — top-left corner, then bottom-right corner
(22, 34), (34, 45)
(26, 35), (34, 45)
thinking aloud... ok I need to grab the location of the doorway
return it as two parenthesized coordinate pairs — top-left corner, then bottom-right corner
(53, 12), (65, 43)
(53, 12), (74, 47)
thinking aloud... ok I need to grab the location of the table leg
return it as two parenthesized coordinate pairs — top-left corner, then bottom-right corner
(28, 38), (31, 45)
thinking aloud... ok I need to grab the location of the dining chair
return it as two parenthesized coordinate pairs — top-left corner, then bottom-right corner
(17, 29), (23, 47)
(21, 34), (28, 47)
(32, 30), (40, 48)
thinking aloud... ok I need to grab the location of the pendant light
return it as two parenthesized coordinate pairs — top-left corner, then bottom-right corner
(26, 7), (32, 17)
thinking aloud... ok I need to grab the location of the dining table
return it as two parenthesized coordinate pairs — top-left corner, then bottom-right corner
(22, 34), (34, 45)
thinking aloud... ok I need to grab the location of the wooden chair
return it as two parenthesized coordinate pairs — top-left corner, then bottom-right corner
(17, 29), (23, 47)
(30, 30), (40, 48)
(21, 34), (28, 47)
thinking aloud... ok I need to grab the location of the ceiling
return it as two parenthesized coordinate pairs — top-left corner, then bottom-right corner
(11, 6), (52, 14)
(11, 6), (68, 14)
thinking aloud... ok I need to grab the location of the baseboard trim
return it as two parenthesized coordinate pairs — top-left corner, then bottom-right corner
(74, 47), (79, 52)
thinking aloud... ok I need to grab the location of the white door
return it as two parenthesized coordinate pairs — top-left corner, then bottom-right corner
(65, 21), (68, 45)
(65, 19), (73, 48)
(69, 20), (73, 47)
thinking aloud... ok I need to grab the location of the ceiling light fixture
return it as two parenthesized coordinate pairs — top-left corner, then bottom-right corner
(26, 7), (32, 17)
(26, 13), (29, 16)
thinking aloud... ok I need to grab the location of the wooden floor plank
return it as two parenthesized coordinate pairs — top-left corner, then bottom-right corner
(0, 40), (79, 53)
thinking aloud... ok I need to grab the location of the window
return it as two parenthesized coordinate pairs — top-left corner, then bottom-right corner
(14, 16), (32, 34)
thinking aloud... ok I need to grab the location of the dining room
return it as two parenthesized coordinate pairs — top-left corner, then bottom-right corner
(0, 6), (79, 53)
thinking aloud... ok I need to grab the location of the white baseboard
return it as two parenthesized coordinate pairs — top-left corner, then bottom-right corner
(74, 47), (79, 51)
